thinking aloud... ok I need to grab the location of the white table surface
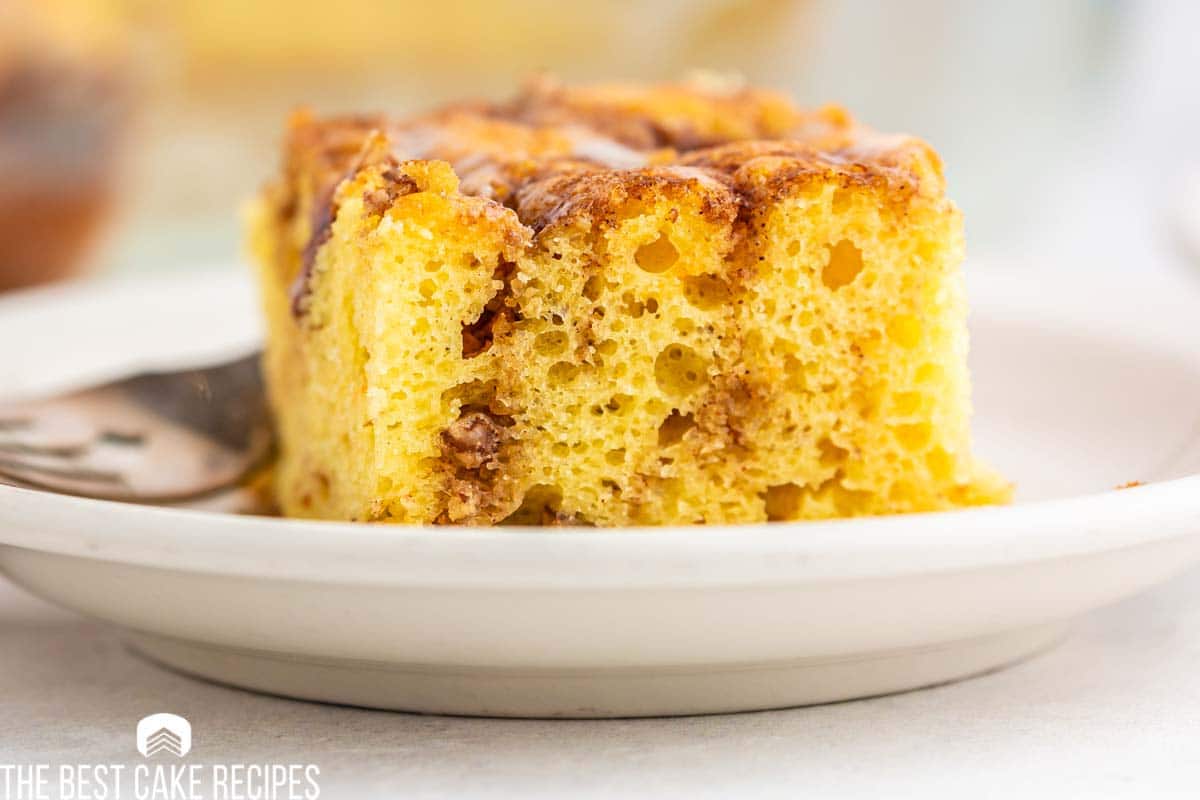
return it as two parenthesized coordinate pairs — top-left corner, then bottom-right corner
(3, 566), (1199, 799)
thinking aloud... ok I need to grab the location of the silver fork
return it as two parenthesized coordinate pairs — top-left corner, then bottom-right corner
(0, 354), (275, 512)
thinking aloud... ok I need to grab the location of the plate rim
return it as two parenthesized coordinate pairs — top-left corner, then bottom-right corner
(1, 473), (1197, 588)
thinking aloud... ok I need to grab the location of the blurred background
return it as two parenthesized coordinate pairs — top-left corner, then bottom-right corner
(1, 0), (1198, 292)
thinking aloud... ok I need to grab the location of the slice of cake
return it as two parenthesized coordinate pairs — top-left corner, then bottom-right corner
(248, 76), (1010, 525)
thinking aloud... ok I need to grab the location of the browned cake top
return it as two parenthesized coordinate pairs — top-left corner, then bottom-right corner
(279, 76), (947, 239)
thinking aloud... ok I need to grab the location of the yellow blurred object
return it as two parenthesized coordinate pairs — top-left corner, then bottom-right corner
(17, 0), (807, 86)
(175, 0), (608, 69)
(249, 77), (1010, 525)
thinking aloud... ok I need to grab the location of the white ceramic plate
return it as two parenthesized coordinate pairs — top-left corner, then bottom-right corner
(2, 265), (1200, 718)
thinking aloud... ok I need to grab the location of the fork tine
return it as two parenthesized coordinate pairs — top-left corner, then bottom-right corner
(98, 430), (146, 446)
(0, 457), (127, 485)
(0, 441), (90, 458)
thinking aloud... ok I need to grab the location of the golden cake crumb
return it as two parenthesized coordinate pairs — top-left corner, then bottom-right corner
(248, 76), (1011, 525)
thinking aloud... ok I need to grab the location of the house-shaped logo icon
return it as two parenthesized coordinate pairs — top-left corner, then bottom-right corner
(137, 713), (192, 757)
